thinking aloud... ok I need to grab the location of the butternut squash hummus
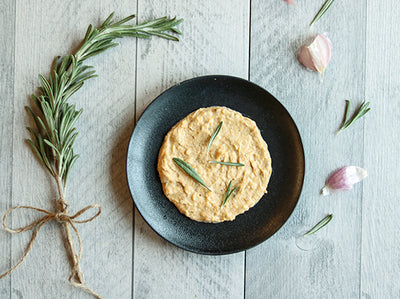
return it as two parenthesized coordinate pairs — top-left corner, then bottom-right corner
(157, 106), (272, 223)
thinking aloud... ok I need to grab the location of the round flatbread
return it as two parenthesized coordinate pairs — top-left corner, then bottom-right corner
(157, 106), (272, 223)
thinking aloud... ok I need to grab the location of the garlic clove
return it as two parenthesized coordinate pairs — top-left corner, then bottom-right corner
(299, 34), (332, 79)
(299, 46), (318, 72)
(284, 0), (296, 5)
(321, 166), (367, 196)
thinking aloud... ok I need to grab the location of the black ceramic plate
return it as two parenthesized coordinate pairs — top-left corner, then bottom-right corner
(126, 75), (305, 255)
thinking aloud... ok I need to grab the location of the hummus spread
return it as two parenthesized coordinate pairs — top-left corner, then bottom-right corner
(157, 106), (272, 223)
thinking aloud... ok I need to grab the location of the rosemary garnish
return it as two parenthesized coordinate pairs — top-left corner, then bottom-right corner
(303, 214), (333, 237)
(221, 180), (238, 208)
(337, 100), (370, 135)
(207, 121), (223, 154)
(209, 161), (244, 167)
(173, 158), (211, 191)
(310, 0), (335, 26)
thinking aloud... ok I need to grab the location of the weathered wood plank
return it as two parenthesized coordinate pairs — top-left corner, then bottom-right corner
(10, 1), (136, 297)
(3, 0), (399, 298)
(0, 0), (15, 297)
(361, 1), (400, 298)
(133, 1), (249, 298)
(246, 1), (366, 297)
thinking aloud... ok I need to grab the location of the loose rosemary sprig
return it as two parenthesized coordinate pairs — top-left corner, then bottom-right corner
(173, 158), (212, 192)
(207, 121), (223, 155)
(26, 13), (182, 194)
(221, 180), (238, 208)
(337, 100), (370, 135)
(310, 0), (335, 26)
(209, 161), (244, 167)
(303, 214), (333, 237)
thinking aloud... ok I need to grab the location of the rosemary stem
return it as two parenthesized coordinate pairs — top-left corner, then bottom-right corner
(55, 175), (84, 285)
(55, 175), (64, 199)
(63, 223), (85, 284)
(53, 148), (64, 190)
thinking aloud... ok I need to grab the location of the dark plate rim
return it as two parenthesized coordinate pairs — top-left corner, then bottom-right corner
(126, 75), (305, 255)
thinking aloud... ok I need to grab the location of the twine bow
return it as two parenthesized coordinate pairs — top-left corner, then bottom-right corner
(0, 199), (102, 298)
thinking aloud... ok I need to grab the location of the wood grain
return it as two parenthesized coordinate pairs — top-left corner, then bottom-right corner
(362, 0), (400, 298)
(246, 1), (366, 298)
(133, 0), (249, 298)
(0, 0), (15, 298)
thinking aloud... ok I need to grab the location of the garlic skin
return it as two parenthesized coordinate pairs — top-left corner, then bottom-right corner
(322, 166), (367, 196)
(299, 34), (332, 79)
(284, 0), (296, 5)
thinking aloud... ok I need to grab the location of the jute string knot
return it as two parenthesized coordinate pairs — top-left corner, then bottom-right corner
(55, 199), (70, 223)
(0, 199), (102, 298)
(55, 213), (69, 223)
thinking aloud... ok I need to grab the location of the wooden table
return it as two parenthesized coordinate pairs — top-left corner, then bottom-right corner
(1, 1), (399, 298)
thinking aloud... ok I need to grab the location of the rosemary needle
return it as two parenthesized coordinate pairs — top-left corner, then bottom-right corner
(310, 0), (336, 27)
(173, 158), (212, 192)
(337, 100), (370, 135)
(303, 214), (333, 237)
(221, 180), (238, 208)
(209, 161), (244, 167)
(207, 121), (223, 155)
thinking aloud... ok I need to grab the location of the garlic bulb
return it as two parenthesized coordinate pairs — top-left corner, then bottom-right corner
(299, 34), (332, 79)
(322, 166), (367, 196)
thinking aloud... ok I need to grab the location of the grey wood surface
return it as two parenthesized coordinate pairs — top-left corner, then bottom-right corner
(0, 0), (15, 298)
(247, 1), (365, 298)
(0, 0), (399, 298)
(362, 1), (400, 298)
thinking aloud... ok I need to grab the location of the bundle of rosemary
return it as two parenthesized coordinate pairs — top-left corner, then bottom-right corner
(0, 13), (182, 298)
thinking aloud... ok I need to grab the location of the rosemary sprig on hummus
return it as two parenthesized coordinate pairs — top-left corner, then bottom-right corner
(206, 121), (223, 154)
(221, 180), (238, 207)
(209, 161), (244, 167)
(173, 158), (212, 191)
(303, 214), (333, 237)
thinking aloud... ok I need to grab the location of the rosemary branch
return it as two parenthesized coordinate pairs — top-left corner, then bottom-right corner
(20, 13), (182, 297)
(26, 13), (182, 194)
